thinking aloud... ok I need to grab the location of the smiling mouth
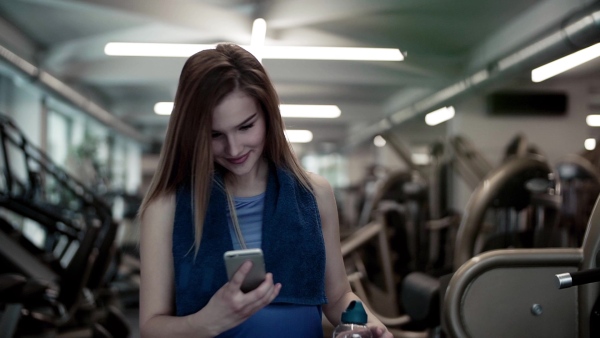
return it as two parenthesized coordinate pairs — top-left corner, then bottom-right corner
(227, 153), (250, 165)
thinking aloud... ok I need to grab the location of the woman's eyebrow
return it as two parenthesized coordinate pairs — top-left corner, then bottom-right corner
(212, 113), (258, 133)
(237, 113), (258, 127)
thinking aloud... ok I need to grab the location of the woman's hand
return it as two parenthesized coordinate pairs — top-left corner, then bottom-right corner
(369, 325), (394, 338)
(194, 260), (281, 336)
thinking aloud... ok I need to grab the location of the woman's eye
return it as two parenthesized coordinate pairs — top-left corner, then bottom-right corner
(211, 132), (222, 138)
(240, 123), (254, 131)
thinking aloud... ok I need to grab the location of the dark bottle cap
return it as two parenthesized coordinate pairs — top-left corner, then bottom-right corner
(341, 300), (368, 325)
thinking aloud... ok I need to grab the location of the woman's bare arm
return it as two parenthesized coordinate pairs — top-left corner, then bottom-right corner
(309, 173), (393, 338)
(139, 194), (216, 337)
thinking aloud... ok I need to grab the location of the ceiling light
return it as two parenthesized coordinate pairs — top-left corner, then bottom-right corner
(250, 18), (267, 62)
(155, 102), (341, 118)
(285, 130), (313, 143)
(531, 42), (600, 82)
(105, 43), (216, 57)
(373, 135), (386, 147)
(280, 105), (341, 118)
(585, 138), (596, 151)
(154, 102), (174, 115)
(425, 106), (455, 126)
(586, 115), (600, 126)
(105, 42), (403, 61)
(261, 46), (403, 61)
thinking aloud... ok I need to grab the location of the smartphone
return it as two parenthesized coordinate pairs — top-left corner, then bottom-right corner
(223, 248), (266, 293)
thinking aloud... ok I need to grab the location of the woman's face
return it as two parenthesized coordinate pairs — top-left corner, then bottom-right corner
(211, 90), (267, 178)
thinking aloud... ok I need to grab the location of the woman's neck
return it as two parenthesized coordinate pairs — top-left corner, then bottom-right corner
(224, 158), (268, 197)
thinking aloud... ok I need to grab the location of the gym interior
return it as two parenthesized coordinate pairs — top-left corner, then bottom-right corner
(0, 1), (599, 337)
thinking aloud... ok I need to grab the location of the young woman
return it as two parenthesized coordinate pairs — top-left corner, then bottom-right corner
(138, 43), (393, 338)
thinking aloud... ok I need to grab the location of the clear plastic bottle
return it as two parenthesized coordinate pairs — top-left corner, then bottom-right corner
(332, 300), (373, 338)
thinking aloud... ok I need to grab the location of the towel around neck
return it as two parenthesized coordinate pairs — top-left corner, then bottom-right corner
(172, 164), (328, 316)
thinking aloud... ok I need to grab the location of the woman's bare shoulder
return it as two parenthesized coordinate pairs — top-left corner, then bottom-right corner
(140, 193), (176, 233)
(307, 172), (332, 193)
(143, 192), (175, 213)
(308, 172), (333, 204)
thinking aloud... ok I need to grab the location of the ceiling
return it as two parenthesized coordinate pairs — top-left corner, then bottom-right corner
(0, 0), (598, 155)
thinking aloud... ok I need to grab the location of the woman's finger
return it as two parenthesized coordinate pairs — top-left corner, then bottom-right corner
(370, 326), (393, 338)
(227, 260), (253, 290)
(236, 273), (281, 314)
(243, 274), (277, 303)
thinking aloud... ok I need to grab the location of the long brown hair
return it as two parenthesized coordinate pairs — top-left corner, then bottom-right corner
(139, 43), (311, 255)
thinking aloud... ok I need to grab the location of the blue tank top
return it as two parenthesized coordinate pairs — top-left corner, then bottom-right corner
(227, 193), (265, 249)
(217, 304), (323, 338)
(219, 193), (323, 338)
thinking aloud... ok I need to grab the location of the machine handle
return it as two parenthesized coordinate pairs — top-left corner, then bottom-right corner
(555, 268), (600, 289)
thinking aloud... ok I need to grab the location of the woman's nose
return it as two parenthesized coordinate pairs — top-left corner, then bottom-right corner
(225, 135), (243, 157)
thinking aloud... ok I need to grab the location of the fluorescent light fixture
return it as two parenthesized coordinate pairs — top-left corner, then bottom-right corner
(251, 18), (267, 62)
(105, 43), (216, 57)
(425, 106), (455, 126)
(585, 138), (596, 151)
(261, 46), (403, 61)
(105, 42), (403, 61)
(532, 42), (600, 82)
(154, 102), (174, 115)
(280, 105), (341, 118)
(586, 115), (600, 127)
(373, 135), (386, 147)
(285, 130), (313, 143)
(155, 102), (341, 118)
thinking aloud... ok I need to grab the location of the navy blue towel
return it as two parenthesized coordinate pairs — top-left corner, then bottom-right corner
(172, 165), (328, 316)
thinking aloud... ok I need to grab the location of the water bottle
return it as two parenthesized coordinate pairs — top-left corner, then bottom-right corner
(332, 300), (373, 338)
